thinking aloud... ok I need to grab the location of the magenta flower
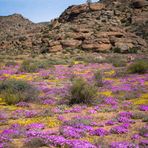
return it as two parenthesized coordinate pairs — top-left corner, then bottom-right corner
(66, 140), (97, 148)
(104, 97), (118, 106)
(42, 99), (55, 105)
(110, 125), (128, 134)
(105, 120), (117, 126)
(60, 126), (85, 139)
(131, 134), (140, 140)
(139, 140), (148, 147)
(16, 102), (30, 107)
(110, 142), (139, 148)
(25, 110), (38, 118)
(139, 105), (148, 111)
(90, 128), (109, 136)
(118, 112), (133, 118)
(26, 123), (45, 130)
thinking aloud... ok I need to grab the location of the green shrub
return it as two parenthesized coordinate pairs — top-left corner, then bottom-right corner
(5, 61), (17, 67)
(20, 60), (38, 73)
(114, 68), (127, 77)
(132, 112), (146, 120)
(112, 60), (127, 67)
(127, 59), (148, 74)
(74, 54), (108, 64)
(0, 79), (39, 105)
(139, 127), (148, 137)
(108, 56), (127, 67)
(112, 47), (122, 53)
(142, 116), (148, 122)
(65, 116), (92, 126)
(69, 78), (97, 105)
(20, 57), (70, 73)
(128, 47), (138, 53)
(20, 59), (55, 73)
(24, 138), (46, 148)
(94, 70), (103, 87)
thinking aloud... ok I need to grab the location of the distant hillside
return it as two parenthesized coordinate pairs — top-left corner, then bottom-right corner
(0, 13), (47, 54)
(0, 0), (148, 54)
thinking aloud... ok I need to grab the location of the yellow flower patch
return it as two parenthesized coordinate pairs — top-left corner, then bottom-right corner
(104, 70), (115, 76)
(132, 93), (148, 105)
(0, 98), (3, 102)
(47, 79), (60, 83)
(73, 61), (80, 65)
(141, 93), (148, 99)
(81, 136), (99, 144)
(133, 99), (148, 105)
(144, 81), (148, 86)
(9, 74), (34, 81)
(1, 105), (20, 111)
(73, 61), (85, 65)
(47, 117), (61, 128)
(99, 91), (112, 97)
(3, 74), (10, 77)
(0, 98), (6, 105)
(9, 116), (61, 127)
(74, 70), (90, 75)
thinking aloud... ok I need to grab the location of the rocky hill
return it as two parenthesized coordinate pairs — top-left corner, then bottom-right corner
(0, 14), (46, 54)
(0, 0), (148, 54)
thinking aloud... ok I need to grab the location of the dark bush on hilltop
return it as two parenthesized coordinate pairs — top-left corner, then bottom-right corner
(127, 59), (148, 74)
(69, 78), (97, 105)
(0, 79), (39, 105)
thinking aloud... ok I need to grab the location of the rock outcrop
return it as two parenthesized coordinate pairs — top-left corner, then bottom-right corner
(39, 0), (148, 53)
(0, 0), (148, 54)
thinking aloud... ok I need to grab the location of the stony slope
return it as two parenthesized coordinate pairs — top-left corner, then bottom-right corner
(40, 0), (148, 53)
(0, 14), (46, 54)
(0, 0), (148, 54)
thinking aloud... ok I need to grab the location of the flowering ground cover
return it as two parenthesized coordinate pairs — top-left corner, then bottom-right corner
(0, 54), (148, 148)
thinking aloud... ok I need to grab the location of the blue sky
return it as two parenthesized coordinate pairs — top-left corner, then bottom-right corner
(0, 0), (99, 23)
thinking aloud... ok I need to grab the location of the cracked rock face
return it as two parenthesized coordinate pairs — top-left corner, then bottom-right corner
(0, 0), (148, 54)
(40, 0), (148, 53)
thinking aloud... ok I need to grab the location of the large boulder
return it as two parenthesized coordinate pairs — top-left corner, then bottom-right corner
(132, 0), (148, 8)
(65, 32), (93, 40)
(61, 39), (82, 48)
(82, 42), (111, 52)
(48, 41), (63, 52)
(115, 42), (134, 53)
(49, 44), (63, 52)
(90, 3), (105, 11)
(70, 5), (87, 14)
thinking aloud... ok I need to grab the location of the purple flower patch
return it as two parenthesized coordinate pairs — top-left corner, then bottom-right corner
(90, 128), (109, 136)
(60, 126), (85, 139)
(139, 105), (148, 111)
(66, 140), (97, 148)
(16, 102), (30, 107)
(110, 125), (128, 134)
(26, 123), (45, 130)
(110, 141), (139, 148)
(104, 97), (118, 106)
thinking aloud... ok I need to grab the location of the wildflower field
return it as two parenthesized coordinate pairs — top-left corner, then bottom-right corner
(0, 53), (148, 148)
